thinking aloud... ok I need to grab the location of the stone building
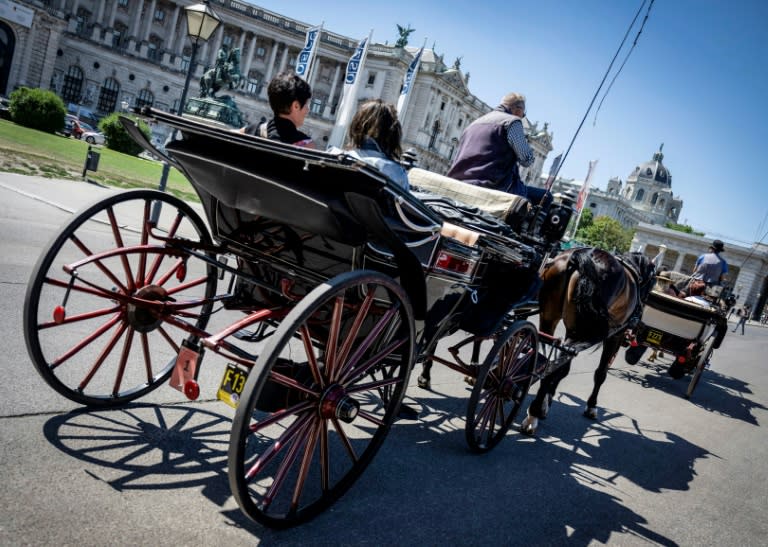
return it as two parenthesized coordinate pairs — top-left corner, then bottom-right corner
(0, 0), (552, 179)
(538, 144), (683, 229)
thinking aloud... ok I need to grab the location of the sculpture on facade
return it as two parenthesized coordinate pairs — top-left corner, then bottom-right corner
(395, 24), (415, 48)
(200, 45), (243, 98)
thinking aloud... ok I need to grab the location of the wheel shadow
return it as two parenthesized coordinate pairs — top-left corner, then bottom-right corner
(611, 358), (765, 425)
(42, 402), (263, 533)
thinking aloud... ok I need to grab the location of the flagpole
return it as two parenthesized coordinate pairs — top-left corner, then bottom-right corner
(568, 159), (598, 239)
(307, 21), (324, 84)
(327, 29), (373, 149)
(396, 37), (426, 120)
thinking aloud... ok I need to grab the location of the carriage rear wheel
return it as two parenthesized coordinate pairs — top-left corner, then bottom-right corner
(228, 270), (415, 528)
(465, 320), (537, 453)
(685, 336), (715, 399)
(24, 190), (216, 407)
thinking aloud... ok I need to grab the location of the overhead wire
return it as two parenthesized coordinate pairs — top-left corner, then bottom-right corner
(592, 0), (656, 127)
(553, 0), (652, 180)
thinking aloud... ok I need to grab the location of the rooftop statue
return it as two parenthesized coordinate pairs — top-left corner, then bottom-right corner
(395, 24), (415, 48)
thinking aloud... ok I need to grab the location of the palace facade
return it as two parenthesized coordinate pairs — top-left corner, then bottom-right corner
(0, 0), (553, 178)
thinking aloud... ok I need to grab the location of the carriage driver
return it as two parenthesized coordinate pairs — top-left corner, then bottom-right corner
(691, 239), (728, 286)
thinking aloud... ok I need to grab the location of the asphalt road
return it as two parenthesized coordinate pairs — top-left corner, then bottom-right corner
(1, 173), (767, 546)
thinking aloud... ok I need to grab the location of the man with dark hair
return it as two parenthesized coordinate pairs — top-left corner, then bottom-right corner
(242, 71), (314, 147)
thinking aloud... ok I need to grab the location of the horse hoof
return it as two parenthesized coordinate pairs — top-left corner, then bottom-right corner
(417, 374), (430, 390)
(520, 416), (538, 436)
(583, 407), (598, 420)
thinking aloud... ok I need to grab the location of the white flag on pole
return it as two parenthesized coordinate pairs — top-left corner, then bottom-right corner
(576, 159), (598, 213)
(396, 42), (425, 119)
(328, 32), (372, 149)
(295, 25), (322, 80)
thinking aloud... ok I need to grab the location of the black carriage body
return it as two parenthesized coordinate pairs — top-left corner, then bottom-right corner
(635, 290), (725, 355)
(122, 109), (542, 344)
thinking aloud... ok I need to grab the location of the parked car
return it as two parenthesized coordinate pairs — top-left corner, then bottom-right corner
(0, 95), (10, 120)
(81, 130), (105, 145)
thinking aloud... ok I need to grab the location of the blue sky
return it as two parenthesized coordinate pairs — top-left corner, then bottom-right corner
(249, 0), (768, 246)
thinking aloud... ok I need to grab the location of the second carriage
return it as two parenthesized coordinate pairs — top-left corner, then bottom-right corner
(23, 109), (576, 527)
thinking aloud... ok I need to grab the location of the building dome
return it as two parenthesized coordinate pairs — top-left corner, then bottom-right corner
(628, 144), (672, 187)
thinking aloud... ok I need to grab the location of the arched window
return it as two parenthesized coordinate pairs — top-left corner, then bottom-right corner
(136, 88), (154, 108)
(651, 192), (658, 205)
(147, 35), (163, 61)
(97, 77), (120, 113)
(61, 65), (84, 104)
(635, 188), (645, 201)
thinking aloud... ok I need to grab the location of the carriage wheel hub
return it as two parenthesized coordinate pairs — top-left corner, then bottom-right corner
(319, 384), (359, 423)
(126, 285), (167, 333)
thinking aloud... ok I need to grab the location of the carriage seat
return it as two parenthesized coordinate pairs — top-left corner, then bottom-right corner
(407, 168), (531, 231)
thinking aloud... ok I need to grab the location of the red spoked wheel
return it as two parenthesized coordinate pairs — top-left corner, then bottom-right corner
(23, 189), (217, 407)
(465, 320), (537, 453)
(685, 335), (715, 399)
(228, 270), (415, 528)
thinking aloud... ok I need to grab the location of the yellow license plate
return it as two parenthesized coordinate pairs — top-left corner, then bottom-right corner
(217, 363), (248, 408)
(645, 329), (664, 346)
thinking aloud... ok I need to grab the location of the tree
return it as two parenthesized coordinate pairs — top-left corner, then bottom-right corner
(8, 87), (66, 133)
(577, 215), (635, 253)
(98, 112), (151, 156)
(664, 222), (705, 236)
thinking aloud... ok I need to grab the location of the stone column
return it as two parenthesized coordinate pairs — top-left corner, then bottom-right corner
(673, 253), (685, 272)
(127, 0), (145, 51)
(90, 0), (107, 40)
(143, 0), (157, 42)
(242, 33), (257, 81)
(18, 19), (38, 87)
(261, 41), (281, 99)
(324, 62), (340, 118)
(163, 4), (181, 64)
(107, 0), (118, 28)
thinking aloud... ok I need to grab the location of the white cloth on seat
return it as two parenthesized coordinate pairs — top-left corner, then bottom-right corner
(407, 167), (530, 222)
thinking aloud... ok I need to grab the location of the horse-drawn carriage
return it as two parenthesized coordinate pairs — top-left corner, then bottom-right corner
(23, 108), (639, 527)
(624, 273), (730, 398)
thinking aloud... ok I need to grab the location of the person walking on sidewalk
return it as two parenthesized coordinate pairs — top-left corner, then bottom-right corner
(733, 304), (751, 335)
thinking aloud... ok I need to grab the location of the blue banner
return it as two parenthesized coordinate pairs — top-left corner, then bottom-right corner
(345, 37), (368, 85)
(295, 26), (321, 78)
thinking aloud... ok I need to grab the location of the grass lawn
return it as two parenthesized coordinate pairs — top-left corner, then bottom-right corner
(0, 118), (198, 202)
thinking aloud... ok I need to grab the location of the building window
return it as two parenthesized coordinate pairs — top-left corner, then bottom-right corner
(429, 120), (441, 149)
(310, 96), (325, 115)
(136, 88), (154, 108)
(154, 9), (165, 23)
(147, 43), (158, 61)
(222, 34), (234, 48)
(651, 192), (659, 205)
(367, 72), (376, 86)
(440, 101), (446, 111)
(97, 77), (120, 113)
(118, 0), (129, 7)
(635, 189), (645, 201)
(61, 65), (84, 104)
(255, 47), (266, 58)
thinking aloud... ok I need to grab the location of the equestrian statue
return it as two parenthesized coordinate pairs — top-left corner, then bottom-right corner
(200, 45), (243, 99)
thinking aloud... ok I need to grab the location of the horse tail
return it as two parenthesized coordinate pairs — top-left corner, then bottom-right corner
(569, 249), (610, 342)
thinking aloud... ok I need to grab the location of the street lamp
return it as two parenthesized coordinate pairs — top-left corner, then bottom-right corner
(154, 1), (221, 224)
(177, 1), (221, 115)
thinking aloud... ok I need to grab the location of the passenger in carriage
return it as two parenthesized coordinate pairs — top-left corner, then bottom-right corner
(335, 99), (410, 191)
(241, 71), (315, 148)
(446, 92), (552, 211)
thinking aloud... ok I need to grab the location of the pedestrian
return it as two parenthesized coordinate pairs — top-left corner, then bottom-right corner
(733, 304), (750, 335)
(446, 92), (552, 211)
(241, 71), (314, 147)
(339, 99), (410, 191)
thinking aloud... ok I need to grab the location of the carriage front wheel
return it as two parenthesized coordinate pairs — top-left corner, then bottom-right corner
(228, 270), (415, 528)
(466, 319), (538, 453)
(24, 189), (217, 407)
(685, 335), (715, 399)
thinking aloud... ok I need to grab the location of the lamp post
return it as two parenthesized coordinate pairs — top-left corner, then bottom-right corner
(153, 1), (221, 224)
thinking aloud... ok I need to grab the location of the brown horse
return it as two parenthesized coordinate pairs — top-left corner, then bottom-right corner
(520, 247), (656, 435)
